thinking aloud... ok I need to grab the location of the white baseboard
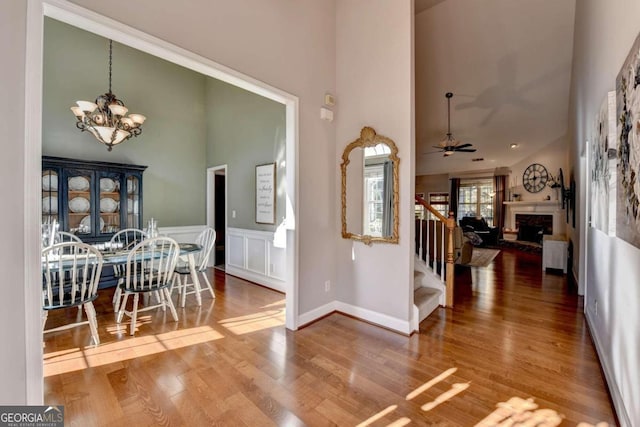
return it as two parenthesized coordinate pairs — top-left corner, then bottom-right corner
(585, 311), (632, 426)
(297, 300), (412, 335)
(334, 301), (412, 335)
(225, 265), (285, 293)
(298, 302), (337, 328)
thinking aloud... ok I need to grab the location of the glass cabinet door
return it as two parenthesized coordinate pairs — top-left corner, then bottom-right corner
(42, 168), (60, 226)
(125, 175), (141, 229)
(98, 172), (122, 236)
(66, 170), (93, 237)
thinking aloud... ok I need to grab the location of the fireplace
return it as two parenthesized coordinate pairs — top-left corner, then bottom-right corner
(503, 200), (565, 239)
(516, 214), (553, 243)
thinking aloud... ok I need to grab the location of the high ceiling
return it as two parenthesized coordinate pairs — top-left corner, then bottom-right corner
(415, 0), (576, 175)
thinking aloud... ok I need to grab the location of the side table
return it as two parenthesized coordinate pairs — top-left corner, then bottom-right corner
(542, 234), (568, 273)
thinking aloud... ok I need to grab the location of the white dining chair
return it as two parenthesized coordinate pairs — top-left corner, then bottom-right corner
(53, 230), (83, 244)
(110, 228), (148, 250)
(116, 236), (179, 335)
(110, 228), (147, 312)
(172, 227), (216, 307)
(42, 242), (104, 346)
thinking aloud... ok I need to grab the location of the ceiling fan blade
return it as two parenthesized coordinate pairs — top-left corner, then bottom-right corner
(421, 151), (442, 156)
(455, 143), (474, 149)
(432, 145), (446, 150)
(455, 148), (477, 152)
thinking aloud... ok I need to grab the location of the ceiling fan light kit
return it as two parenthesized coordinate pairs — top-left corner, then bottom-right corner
(432, 92), (477, 156)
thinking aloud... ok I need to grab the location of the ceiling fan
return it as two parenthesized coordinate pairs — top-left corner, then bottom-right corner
(432, 92), (477, 157)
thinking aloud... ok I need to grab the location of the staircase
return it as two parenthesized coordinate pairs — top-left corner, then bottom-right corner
(412, 195), (455, 328)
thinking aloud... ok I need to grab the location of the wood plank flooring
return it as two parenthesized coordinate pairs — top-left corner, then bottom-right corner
(42, 248), (616, 426)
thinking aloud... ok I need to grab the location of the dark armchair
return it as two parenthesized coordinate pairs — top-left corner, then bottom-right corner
(459, 216), (499, 247)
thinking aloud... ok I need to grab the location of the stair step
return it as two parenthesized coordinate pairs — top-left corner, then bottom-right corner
(414, 286), (442, 322)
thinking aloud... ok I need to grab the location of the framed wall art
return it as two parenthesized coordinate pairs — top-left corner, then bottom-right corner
(255, 163), (276, 224)
(590, 91), (617, 236)
(616, 32), (640, 247)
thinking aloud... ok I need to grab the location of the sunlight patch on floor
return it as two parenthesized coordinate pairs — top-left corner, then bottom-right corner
(218, 308), (285, 335)
(421, 382), (469, 411)
(406, 367), (457, 400)
(260, 299), (286, 309)
(356, 405), (397, 427)
(43, 325), (224, 377)
(475, 397), (562, 426)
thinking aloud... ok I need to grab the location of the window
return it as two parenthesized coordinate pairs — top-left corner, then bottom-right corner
(429, 192), (449, 218)
(458, 178), (494, 226)
(363, 164), (384, 236)
(415, 192), (449, 220)
(415, 193), (425, 219)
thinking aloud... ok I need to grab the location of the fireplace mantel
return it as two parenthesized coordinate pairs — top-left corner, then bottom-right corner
(503, 201), (561, 207)
(503, 200), (565, 236)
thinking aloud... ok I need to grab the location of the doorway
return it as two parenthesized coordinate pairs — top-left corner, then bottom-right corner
(207, 165), (227, 271)
(24, 1), (300, 404)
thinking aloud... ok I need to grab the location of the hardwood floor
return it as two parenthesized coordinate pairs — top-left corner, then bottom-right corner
(43, 249), (616, 426)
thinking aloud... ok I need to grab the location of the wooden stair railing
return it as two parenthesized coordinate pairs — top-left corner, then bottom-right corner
(414, 195), (455, 307)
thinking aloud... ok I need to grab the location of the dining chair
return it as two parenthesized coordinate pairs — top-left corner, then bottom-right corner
(172, 227), (216, 307)
(42, 242), (104, 346)
(110, 228), (147, 312)
(110, 228), (148, 250)
(53, 231), (83, 244)
(116, 236), (179, 335)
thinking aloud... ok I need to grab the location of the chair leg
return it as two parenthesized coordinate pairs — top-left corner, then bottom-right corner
(180, 275), (187, 308)
(130, 293), (139, 336)
(113, 287), (122, 313)
(201, 270), (215, 299)
(164, 288), (179, 322)
(157, 291), (165, 311)
(42, 310), (48, 331)
(84, 302), (100, 346)
(117, 293), (129, 323)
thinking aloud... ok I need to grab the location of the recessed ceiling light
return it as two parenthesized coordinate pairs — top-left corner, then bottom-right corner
(510, 143), (519, 149)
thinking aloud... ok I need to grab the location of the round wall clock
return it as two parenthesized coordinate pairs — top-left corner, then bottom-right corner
(522, 163), (549, 193)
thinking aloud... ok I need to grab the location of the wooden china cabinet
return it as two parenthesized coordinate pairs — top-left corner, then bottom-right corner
(42, 156), (147, 244)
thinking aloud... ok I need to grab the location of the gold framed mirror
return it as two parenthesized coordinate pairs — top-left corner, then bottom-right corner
(341, 126), (399, 245)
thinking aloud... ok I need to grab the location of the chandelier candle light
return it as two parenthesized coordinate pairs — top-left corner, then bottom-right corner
(70, 40), (146, 151)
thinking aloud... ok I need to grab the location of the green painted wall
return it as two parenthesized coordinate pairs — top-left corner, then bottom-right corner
(43, 18), (284, 230)
(205, 79), (286, 231)
(43, 18), (207, 227)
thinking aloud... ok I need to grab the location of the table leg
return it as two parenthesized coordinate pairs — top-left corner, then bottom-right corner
(188, 253), (202, 306)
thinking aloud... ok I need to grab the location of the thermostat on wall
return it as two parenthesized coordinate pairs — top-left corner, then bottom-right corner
(320, 107), (334, 122)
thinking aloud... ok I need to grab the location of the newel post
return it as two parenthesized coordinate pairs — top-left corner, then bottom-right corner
(445, 211), (455, 307)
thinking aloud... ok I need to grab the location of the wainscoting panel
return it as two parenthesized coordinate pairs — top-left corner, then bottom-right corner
(246, 237), (267, 274)
(228, 234), (245, 269)
(226, 227), (286, 293)
(269, 245), (286, 281)
(158, 225), (206, 244)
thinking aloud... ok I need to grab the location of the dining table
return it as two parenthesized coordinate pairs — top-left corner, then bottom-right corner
(42, 242), (204, 303)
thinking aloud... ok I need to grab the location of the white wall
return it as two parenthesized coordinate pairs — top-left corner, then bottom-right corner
(335, 0), (415, 333)
(61, 0), (338, 317)
(0, 0), (35, 405)
(508, 137), (568, 204)
(570, 0), (640, 425)
(4, 0), (341, 403)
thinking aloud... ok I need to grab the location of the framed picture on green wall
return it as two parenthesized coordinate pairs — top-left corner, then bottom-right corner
(256, 163), (276, 224)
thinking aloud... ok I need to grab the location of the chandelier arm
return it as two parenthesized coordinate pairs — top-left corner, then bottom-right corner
(108, 40), (112, 94)
(71, 39), (144, 151)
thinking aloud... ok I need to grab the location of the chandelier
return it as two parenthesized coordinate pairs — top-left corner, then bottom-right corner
(70, 40), (146, 151)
